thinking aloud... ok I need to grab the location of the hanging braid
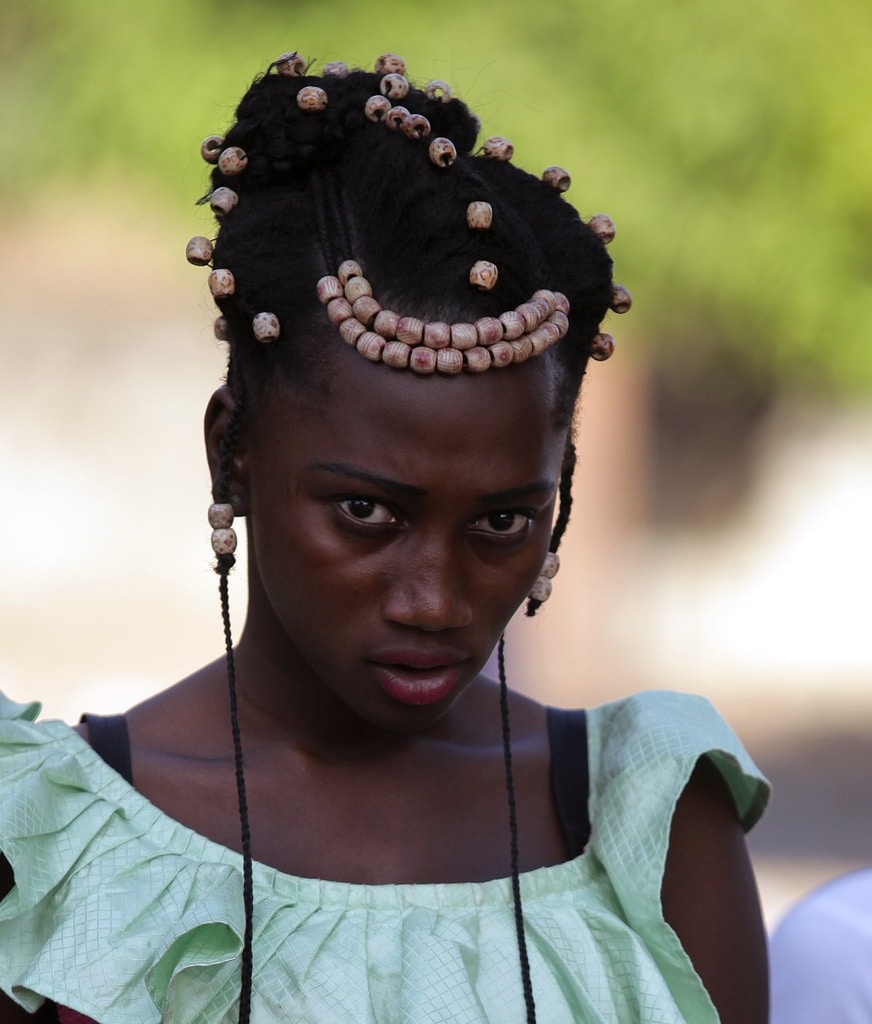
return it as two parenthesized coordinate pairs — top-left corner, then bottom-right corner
(526, 440), (578, 617)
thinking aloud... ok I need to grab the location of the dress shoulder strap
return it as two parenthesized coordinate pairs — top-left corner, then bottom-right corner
(546, 706), (590, 858)
(79, 712), (133, 785)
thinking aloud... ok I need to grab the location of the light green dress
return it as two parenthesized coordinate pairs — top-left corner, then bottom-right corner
(0, 689), (767, 1024)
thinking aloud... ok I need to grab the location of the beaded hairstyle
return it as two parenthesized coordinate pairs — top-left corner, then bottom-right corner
(188, 50), (629, 1024)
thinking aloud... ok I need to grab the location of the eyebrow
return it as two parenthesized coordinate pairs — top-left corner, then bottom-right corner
(309, 462), (555, 504)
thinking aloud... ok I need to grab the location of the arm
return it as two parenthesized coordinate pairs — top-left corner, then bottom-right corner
(661, 757), (769, 1024)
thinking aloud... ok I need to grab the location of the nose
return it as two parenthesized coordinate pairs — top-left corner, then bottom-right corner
(382, 537), (473, 632)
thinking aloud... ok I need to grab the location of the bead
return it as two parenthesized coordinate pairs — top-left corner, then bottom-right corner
(337, 259), (363, 285)
(186, 236), (213, 266)
(339, 317), (367, 345)
(208, 503), (234, 528)
(475, 316), (504, 346)
(357, 331), (385, 361)
(542, 165), (571, 192)
(327, 297), (354, 325)
(548, 310), (570, 337)
(385, 105), (410, 130)
(510, 336), (534, 363)
(200, 135), (224, 164)
(469, 260), (498, 291)
(379, 74), (409, 100)
(252, 311), (280, 342)
(450, 323), (478, 350)
(208, 269), (235, 297)
(530, 296), (553, 321)
(587, 213), (615, 244)
(528, 321), (561, 354)
(344, 276), (373, 303)
(375, 53), (407, 75)
(532, 290), (558, 315)
(490, 340), (515, 367)
(275, 51), (307, 77)
(316, 275), (344, 304)
(464, 346), (492, 373)
(425, 79), (452, 102)
(436, 348), (463, 374)
(402, 114), (431, 139)
(365, 95), (391, 122)
(423, 321), (451, 349)
(213, 316), (229, 341)
(589, 332), (615, 361)
(541, 552), (560, 579)
(297, 86), (328, 112)
(209, 187), (239, 216)
(410, 346), (437, 374)
(515, 301), (542, 332)
(397, 316), (426, 344)
(429, 137), (457, 167)
(529, 576), (552, 603)
(211, 527), (237, 556)
(611, 284), (632, 314)
(382, 340), (411, 368)
(499, 310), (526, 340)
(322, 60), (349, 77)
(352, 295), (381, 326)
(484, 136), (513, 161)
(218, 147), (248, 176)
(373, 309), (401, 338)
(466, 201), (493, 230)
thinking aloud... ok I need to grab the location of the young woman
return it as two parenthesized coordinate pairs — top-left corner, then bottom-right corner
(0, 51), (769, 1024)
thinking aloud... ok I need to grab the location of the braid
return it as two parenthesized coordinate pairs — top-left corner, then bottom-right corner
(526, 439), (577, 617)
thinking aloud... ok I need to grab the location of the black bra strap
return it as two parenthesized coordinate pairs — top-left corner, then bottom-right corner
(80, 712), (133, 785)
(547, 706), (591, 858)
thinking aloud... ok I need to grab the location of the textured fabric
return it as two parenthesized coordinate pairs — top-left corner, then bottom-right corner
(0, 689), (768, 1024)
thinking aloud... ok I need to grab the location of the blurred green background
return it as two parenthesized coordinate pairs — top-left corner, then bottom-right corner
(3, 0), (871, 392)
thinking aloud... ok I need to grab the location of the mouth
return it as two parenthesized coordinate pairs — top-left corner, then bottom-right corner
(368, 649), (469, 706)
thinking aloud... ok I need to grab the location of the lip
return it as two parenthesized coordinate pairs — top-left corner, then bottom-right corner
(368, 648), (469, 706)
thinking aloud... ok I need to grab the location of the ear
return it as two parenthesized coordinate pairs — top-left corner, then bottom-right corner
(204, 386), (249, 514)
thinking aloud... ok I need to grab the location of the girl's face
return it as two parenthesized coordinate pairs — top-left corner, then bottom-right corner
(226, 344), (568, 733)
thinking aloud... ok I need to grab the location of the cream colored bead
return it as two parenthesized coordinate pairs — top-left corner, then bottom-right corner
(339, 317), (367, 345)
(466, 201), (493, 231)
(529, 576), (552, 603)
(365, 95), (391, 122)
(337, 259), (363, 285)
(450, 322), (478, 350)
(209, 187), (239, 216)
(213, 316), (229, 341)
(252, 312), (280, 342)
(515, 301), (542, 332)
(297, 86), (328, 112)
(528, 321), (560, 355)
(548, 310), (570, 337)
(425, 80), (452, 102)
(379, 74), (409, 100)
(316, 275), (344, 304)
(554, 291), (570, 314)
(211, 527), (237, 556)
(590, 332), (615, 361)
(470, 260), (498, 291)
(375, 53), (406, 75)
(322, 61), (349, 77)
(541, 552), (560, 579)
(402, 114), (431, 139)
(429, 137), (457, 167)
(397, 316), (426, 344)
(490, 341), (514, 367)
(382, 340), (411, 368)
(464, 346), (492, 373)
(352, 295), (381, 326)
(275, 51), (307, 77)
(530, 296), (553, 321)
(423, 321), (451, 349)
(532, 290), (558, 315)
(587, 213), (616, 244)
(610, 284), (632, 314)
(356, 332), (385, 361)
(327, 297), (354, 325)
(409, 346), (437, 374)
(218, 147), (248, 176)
(484, 136), (513, 161)
(499, 310), (525, 341)
(542, 166), (571, 192)
(185, 236), (213, 266)
(344, 276), (373, 303)
(200, 135), (224, 164)
(208, 502), (234, 528)
(208, 269), (235, 298)
(475, 317), (503, 346)
(510, 336), (534, 363)
(373, 309), (401, 338)
(436, 348), (463, 374)
(385, 105), (410, 130)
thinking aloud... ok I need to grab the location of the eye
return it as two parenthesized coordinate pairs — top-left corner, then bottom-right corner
(337, 498), (396, 526)
(469, 511), (532, 539)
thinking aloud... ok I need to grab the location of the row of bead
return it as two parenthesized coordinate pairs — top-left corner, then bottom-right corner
(529, 551), (560, 604)
(208, 502), (237, 555)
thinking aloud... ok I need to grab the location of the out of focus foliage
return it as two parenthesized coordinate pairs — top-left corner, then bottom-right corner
(3, 0), (870, 392)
